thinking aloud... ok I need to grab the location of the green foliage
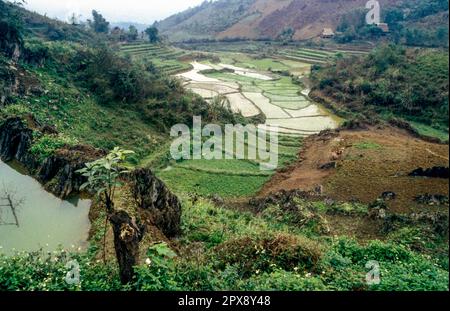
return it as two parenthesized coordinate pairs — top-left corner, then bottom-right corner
(21, 38), (50, 66)
(409, 121), (449, 142)
(158, 165), (271, 198)
(277, 28), (294, 43)
(127, 25), (138, 41)
(319, 238), (449, 291)
(0, 0), (24, 57)
(1, 199), (448, 291)
(78, 147), (134, 200)
(144, 27), (160, 43)
(335, 0), (449, 47)
(354, 141), (382, 150)
(312, 44), (449, 132)
(30, 133), (78, 162)
(89, 10), (109, 34)
(134, 243), (179, 291)
(0, 250), (122, 291)
(156, 0), (255, 42)
(214, 233), (322, 277)
(0, 103), (30, 119)
(74, 45), (160, 104)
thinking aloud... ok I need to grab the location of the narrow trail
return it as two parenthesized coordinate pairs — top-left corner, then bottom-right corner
(426, 148), (449, 161)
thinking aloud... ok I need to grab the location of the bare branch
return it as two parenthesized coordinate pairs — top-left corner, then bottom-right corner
(0, 183), (24, 227)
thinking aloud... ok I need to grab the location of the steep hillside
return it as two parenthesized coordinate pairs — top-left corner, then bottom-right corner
(157, 0), (397, 41)
(158, 0), (448, 45)
(310, 44), (449, 140)
(0, 1), (240, 165)
(157, 0), (256, 42)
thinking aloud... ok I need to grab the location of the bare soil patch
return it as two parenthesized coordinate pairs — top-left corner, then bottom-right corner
(260, 126), (449, 213)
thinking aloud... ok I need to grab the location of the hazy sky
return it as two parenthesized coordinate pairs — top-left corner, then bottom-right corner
(20, 0), (206, 24)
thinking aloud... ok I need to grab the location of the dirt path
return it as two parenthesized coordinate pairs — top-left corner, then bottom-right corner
(260, 126), (449, 213)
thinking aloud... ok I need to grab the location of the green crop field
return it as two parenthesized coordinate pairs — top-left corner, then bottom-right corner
(157, 133), (301, 198)
(119, 43), (192, 74)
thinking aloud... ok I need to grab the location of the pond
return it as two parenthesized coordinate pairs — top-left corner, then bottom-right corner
(0, 160), (91, 256)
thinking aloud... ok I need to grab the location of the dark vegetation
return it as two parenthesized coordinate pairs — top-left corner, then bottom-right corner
(0, 0), (23, 58)
(311, 44), (449, 138)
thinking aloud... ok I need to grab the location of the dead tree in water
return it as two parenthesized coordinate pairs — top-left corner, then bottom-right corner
(0, 187), (23, 227)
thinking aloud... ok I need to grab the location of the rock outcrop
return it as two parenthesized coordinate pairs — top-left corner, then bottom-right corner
(0, 116), (105, 199)
(0, 117), (36, 167)
(130, 168), (182, 237)
(37, 145), (106, 198)
(409, 167), (449, 179)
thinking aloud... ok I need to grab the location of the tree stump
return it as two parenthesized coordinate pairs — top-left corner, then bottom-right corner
(109, 210), (145, 284)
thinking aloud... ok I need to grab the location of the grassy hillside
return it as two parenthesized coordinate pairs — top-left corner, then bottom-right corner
(0, 1), (241, 166)
(1, 195), (448, 291)
(157, 0), (256, 42)
(1, 1), (448, 292)
(311, 44), (449, 140)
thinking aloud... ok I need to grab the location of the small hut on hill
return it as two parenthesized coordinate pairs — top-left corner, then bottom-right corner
(321, 28), (335, 38)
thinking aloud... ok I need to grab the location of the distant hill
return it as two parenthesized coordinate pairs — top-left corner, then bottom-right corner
(111, 22), (150, 32)
(157, 0), (449, 45)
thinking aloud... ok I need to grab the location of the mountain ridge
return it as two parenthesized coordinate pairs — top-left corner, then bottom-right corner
(157, 0), (448, 43)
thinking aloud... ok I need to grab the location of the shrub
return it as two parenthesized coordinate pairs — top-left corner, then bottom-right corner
(134, 243), (180, 291)
(22, 39), (49, 66)
(0, 250), (122, 291)
(30, 133), (78, 162)
(214, 233), (322, 277)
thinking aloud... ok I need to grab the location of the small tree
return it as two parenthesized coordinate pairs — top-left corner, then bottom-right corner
(0, 0), (25, 58)
(68, 13), (81, 26)
(78, 147), (134, 212)
(77, 148), (136, 262)
(78, 147), (145, 284)
(127, 25), (138, 41)
(89, 10), (109, 33)
(144, 26), (160, 43)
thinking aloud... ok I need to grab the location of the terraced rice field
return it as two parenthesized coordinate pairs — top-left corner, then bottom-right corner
(157, 52), (343, 198)
(158, 133), (302, 198)
(177, 61), (341, 136)
(119, 43), (192, 74)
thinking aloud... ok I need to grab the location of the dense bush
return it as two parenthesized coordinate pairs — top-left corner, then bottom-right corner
(214, 233), (322, 277)
(0, 250), (122, 291)
(30, 133), (78, 162)
(21, 39), (50, 66)
(312, 44), (449, 131)
(0, 0), (24, 57)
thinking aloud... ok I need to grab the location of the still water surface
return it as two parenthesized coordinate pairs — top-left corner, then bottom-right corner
(0, 160), (91, 256)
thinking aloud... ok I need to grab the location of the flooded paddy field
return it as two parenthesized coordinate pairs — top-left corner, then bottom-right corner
(159, 51), (343, 198)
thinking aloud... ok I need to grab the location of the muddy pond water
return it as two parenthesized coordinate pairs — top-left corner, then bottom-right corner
(0, 160), (91, 256)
